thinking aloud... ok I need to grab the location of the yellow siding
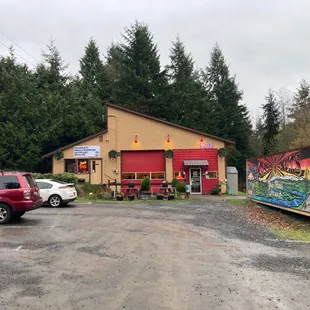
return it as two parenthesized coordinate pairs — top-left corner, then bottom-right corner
(52, 105), (228, 191)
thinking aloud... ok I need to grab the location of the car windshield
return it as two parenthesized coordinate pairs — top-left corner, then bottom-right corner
(50, 179), (68, 184)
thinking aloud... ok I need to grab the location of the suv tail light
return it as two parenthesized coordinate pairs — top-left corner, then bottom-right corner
(24, 189), (31, 200)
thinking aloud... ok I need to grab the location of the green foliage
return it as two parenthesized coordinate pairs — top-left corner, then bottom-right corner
(210, 184), (221, 195)
(33, 172), (76, 183)
(108, 150), (119, 159)
(141, 176), (151, 192)
(262, 90), (280, 155)
(164, 149), (174, 159)
(176, 182), (186, 193)
(172, 177), (178, 188)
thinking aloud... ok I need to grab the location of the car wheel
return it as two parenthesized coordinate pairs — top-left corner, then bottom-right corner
(0, 203), (12, 224)
(49, 195), (62, 208)
(12, 211), (25, 219)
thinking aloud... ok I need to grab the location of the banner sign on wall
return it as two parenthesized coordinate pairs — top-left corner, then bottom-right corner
(74, 146), (100, 158)
(200, 142), (213, 149)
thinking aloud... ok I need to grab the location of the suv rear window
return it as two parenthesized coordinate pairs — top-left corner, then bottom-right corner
(0, 176), (21, 189)
(23, 174), (36, 187)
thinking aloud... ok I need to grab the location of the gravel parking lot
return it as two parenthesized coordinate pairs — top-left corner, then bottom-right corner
(0, 201), (309, 310)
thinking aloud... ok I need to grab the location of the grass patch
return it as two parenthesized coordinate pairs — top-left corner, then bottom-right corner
(227, 198), (248, 204)
(241, 202), (310, 241)
(271, 228), (310, 241)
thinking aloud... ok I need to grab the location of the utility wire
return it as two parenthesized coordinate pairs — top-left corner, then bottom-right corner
(0, 29), (40, 63)
(0, 40), (36, 67)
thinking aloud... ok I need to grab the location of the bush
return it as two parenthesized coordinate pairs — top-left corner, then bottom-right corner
(172, 177), (178, 188)
(176, 182), (186, 193)
(33, 172), (76, 183)
(141, 177), (150, 192)
(210, 184), (221, 195)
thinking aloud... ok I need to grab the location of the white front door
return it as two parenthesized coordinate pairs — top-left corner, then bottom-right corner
(190, 168), (202, 194)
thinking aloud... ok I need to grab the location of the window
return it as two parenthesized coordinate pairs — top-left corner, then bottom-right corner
(92, 161), (96, 173)
(205, 171), (217, 179)
(136, 172), (150, 179)
(0, 176), (20, 189)
(174, 171), (186, 180)
(37, 182), (53, 189)
(121, 172), (136, 180)
(151, 172), (165, 179)
(23, 174), (36, 187)
(65, 159), (76, 173)
(78, 159), (88, 174)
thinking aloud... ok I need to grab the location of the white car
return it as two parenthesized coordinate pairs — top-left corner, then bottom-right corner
(36, 179), (77, 207)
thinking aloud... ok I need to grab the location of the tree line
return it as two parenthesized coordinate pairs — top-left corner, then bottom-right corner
(0, 21), (309, 184)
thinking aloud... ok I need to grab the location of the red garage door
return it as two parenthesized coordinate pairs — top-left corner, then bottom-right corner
(121, 151), (165, 181)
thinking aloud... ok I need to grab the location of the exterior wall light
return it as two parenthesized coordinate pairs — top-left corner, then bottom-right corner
(167, 134), (170, 143)
(200, 136), (204, 142)
(134, 134), (138, 143)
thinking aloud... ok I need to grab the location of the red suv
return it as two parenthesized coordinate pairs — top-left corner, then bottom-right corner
(0, 171), (43, 224)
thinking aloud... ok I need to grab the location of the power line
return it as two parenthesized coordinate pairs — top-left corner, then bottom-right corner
(0, 29), (40, 63)
(0, 41), (36, 67)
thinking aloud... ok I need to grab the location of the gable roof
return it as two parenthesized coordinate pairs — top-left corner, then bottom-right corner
(42, 129), (107, 158)
(43, 103), (234, 158)
(106, 103), (235, 145)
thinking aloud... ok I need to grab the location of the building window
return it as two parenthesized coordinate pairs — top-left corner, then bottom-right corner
(136, 172), (151, 179)
(78, 160), (88, 174)
(65, 159), (76, 173)
(151, 172), (165, 179)
(205, 171), (217, 179)
(121, 172), (136, 180)
(174, 171), (186, 180)
(92, 161), (96, 173)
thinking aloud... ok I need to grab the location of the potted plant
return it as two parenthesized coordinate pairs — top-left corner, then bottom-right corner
(217, 148), (227, 157)
(128, 194), (135, 201)
(210, 184), (221, 195)
(53, 149), (64, 161)
(108, 150), (120, 160)
(140, 177), (151, 199)
(116, 193), (124, 201)
(165, 149), (174, 159)
(156, 193), (164, 200)
(176, 182), (186, 199)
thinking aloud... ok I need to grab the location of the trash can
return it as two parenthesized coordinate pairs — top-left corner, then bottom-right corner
(226, 167), (238, 195)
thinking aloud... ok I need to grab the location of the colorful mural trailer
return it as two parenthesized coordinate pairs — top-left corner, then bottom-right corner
(246, 146), (310, 215)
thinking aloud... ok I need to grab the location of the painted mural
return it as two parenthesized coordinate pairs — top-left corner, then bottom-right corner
(247, 146), (310, 214)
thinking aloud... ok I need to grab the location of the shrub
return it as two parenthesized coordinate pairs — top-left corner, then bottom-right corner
(176, 182), (186, 193)
(141, 177), (150, 192)
(33, 172), (76, 183)
(172, 177), (178, 188)
(210, 184), (221, 195)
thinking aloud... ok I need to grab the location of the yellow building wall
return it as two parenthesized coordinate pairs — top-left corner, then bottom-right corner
(53, 105), (228, 191)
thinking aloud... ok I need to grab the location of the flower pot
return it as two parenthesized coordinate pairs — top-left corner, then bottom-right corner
(128, 194), (135, 201)
(116, 195), (124, 201)
(168, 194), (175, 200)
(156, 194), (164, 200)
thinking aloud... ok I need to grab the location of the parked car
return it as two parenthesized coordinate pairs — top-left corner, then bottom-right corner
(0, 171), (43, 224)
(36, 179), (77, 207)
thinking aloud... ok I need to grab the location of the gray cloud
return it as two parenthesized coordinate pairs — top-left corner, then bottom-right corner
(1, 0), (310, 118)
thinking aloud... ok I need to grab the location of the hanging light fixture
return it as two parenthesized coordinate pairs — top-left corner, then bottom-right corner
(134, 134), (138, 143)
(200, 136), (204, 142)
(167, 134), (170, 143)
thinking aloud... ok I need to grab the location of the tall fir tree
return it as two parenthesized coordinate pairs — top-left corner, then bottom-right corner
(79, 39), (106, 100)
(165, 37), (205, 127)
(204, 44), (252, 181)
(107, 21), (167, 116)
(261, 89), (280, 155)
(288, 80), (310, 148)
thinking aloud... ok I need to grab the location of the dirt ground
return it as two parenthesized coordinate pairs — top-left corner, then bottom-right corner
(0, 201), (309, 310)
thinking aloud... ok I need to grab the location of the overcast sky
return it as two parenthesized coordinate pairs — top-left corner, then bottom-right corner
(1, 0), (310, 119)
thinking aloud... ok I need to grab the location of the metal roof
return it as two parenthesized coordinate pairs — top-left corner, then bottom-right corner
(227, 166), (238, 174)
(184, 160), (209, 166)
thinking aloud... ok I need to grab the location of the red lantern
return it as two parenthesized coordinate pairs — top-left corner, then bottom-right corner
(134, 134), (138, 143)
(200, 136), (203, 142)
(167, 134), (170, 143)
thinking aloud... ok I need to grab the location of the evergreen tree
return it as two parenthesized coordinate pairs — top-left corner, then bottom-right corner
(204, 44), (252, 181)
(108, 21), (167, 116)
(288, 80), (310, 148)
(79, 39), (106, 100)
(165, 37), (205, 127)
(261, 90), (280, 155)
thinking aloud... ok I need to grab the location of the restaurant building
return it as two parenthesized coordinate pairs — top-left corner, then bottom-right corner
(43, 103), (234, 194)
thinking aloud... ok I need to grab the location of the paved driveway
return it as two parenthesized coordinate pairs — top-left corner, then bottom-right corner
(0, 201), (309, 310)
